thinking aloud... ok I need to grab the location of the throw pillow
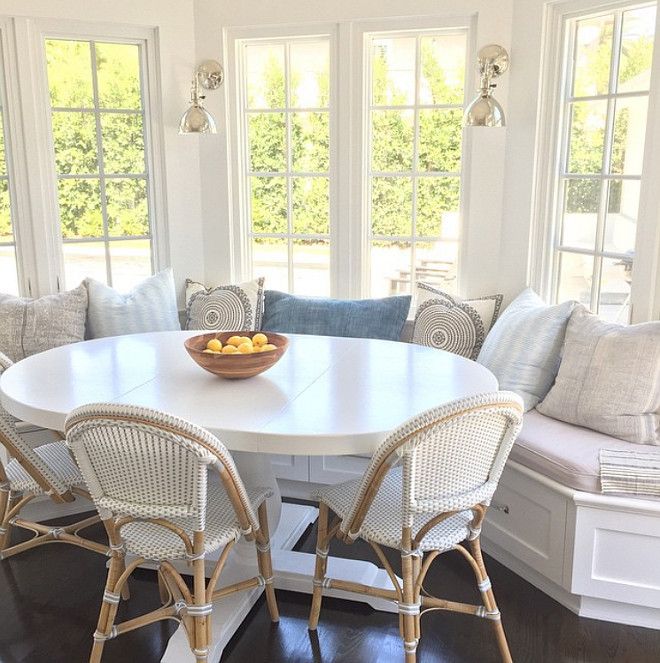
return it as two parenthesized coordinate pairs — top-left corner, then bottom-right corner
(85, 269), (180, 339)
(477, 288), (576, 411)
(0, 284), (88, 362)
(186, 277), (265, 331)
(411, 283), (503, 359)
(261, 290), (411, 341)
(537, 306), (660, 445)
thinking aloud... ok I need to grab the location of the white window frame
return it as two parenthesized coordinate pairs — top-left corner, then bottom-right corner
(0, 17), (169, 296)
(226, 16), (474, 300)
(530, 0), (660, 322)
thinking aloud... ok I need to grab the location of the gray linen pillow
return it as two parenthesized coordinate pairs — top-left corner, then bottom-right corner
(537, 306), (660, 445)
(0, 284), (88, 362)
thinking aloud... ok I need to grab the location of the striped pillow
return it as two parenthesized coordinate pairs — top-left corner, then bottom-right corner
(476, 288), (576, 411)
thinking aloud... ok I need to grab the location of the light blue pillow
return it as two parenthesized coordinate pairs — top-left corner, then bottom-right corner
(476, 288), (576, 411)
(85, 269), (181, 339)
(262, 291), (411, 341)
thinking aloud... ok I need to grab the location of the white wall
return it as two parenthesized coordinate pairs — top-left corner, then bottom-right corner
(1, 0), (205, 305)
(194, 0), (516, 300)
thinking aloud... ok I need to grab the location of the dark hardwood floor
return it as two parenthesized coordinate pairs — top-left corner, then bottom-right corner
(0, 503), (658, 663)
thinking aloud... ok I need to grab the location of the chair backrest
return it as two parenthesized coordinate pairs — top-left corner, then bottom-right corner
(0, 352), (69, 495)
(340, 391), (523, 538)
(64, 403), (260, 534)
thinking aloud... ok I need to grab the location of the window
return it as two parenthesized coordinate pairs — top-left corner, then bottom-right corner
(238, 37), (331, 296)
(551, 3), (656, 322)
(44, 38), (154, 291)
(0, 60), (19, 295)
(366, 31), (466, 298)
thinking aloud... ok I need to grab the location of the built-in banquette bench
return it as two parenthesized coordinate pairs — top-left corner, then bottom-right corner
(1, 271), (658, 630)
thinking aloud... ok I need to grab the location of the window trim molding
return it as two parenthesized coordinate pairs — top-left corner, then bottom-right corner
(530, 0), (660, 322)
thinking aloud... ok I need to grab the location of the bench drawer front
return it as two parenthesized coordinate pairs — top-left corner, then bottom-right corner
(309, 455), (371, 484)
(483, 466), (568, 585)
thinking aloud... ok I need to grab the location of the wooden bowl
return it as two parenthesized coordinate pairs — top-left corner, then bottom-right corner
(184, 331), (289, 379)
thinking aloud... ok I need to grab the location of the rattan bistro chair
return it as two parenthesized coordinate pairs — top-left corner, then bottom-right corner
(308, 392), (524, 663)
(65, 403), (279, 663)
(0, 352), (108, 560)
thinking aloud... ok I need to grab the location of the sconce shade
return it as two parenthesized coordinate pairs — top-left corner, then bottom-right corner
(464, 92), (506, 127)
(179, 104), (217, 134)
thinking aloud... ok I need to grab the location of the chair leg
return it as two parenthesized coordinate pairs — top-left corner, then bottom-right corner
(190, 533), (209, 663)
(308, 502), (329, 631)
(158, 568), (170, 605)
(400, 551), (419, 663)
(0, 488), (11, 552)
(469, 537), (512, 663)
(256, 501), (279, 622)
(89, 554), (125, 663)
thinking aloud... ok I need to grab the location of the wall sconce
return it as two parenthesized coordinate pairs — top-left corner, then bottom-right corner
(464, 45), (510, 127)
(179, 60), (224, 134)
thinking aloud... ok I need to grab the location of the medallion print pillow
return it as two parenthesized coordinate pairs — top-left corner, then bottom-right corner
(185, 278), (265, 331)
(411, 283), (503, 360)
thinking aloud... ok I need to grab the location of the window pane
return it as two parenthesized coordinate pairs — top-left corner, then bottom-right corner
(96, 43), (141, 110)
(418, 109), (462, 172)
(572, 14), (614, 97)
(0, 180), (11, 242)
(416, 177), (460, 237)
(292, 177), (329, 235)
(557, 251), (593, 307)
(51, 112), (98, 175)
(415, 241), (458, 294)
(0, 245), (18, 295)
(252, 237), (288, 290)
(248, 113), (286, 172)
(290, 41), (329, 108)
(57, 178), (103, 239)
(371, 110), (414, 171)
(0, 113), (6, 177)
(567, 101), (607, 173)
(292, 112), (329, 172)
(101, 113), (145, 174)
(45, 39), (93, 107)
(106, 178), (149, 237)
(611, 96), (648, 175)
(109, 239), (152, 291)
(250, 176), (287, 234)
(618, 6), (656, 93)
(293, 239), (330, 295)
(599, 257), (632, 322)
(371, 177), (412, 237)
(63, 241), (107, 287)
(560, 179), (600, 249)
(371, 241), (411, 297)
(372, 37), (416, 106)
(245, 44), (285, 109)
(605, 179), (639, 254)
(419, 34), (466, 105)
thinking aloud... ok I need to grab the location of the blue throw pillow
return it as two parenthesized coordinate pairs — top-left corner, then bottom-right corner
(262, 291), (411, 341)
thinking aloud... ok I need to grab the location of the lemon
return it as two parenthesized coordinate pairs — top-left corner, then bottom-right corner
(227, 335), (243, 347)
(252, 333), (268, 347)
(221, 345), (238, 354)
(237, 342), (254, 354)
(239, 336), (253, 346)
(202, 349), (215, 354)
(261, 343), (277, 352)
(206, 338), (222, 352)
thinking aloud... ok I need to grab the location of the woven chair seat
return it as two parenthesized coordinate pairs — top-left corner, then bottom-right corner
(6, 441), (83, 494)
(319, 467), (474, 552)
(120, 483), (272, 561)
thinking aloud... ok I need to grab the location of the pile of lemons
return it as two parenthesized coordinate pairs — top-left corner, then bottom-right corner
(203, 333), (277, 355)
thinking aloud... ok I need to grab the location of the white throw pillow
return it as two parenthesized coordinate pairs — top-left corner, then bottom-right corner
(537, 306), (660, 445)
(0, 284), (88, 361)
(477, 288), (576, 411)
(85, 269), (180, 339)
(185, 277), (265, 331)
(411, 283), (503, 360)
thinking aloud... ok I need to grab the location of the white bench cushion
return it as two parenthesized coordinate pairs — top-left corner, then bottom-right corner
(509, 410), (635, 493)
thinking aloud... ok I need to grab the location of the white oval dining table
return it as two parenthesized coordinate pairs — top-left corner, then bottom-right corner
(0, 330), (498, 663)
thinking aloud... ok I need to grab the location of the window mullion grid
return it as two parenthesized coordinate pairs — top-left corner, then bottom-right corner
(137, 42), (154, 273)
(88, 40), (113, 287)
(410, 35), (423, 293)
(284, 41), (294, 292)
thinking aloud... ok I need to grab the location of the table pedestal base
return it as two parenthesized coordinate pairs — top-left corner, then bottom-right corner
(160, 502), (399, 663)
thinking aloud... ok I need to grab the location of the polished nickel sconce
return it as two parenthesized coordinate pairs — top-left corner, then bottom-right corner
(464, 45), (510, 127)
(179, 60), (224, 134)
